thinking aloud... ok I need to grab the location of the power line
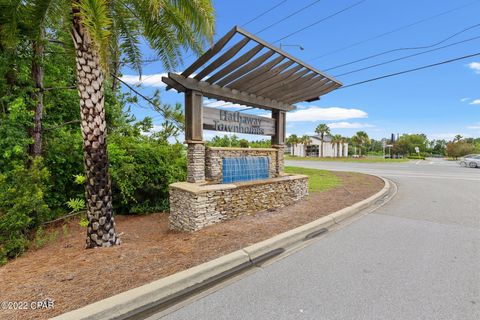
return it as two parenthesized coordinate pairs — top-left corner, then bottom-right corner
(273, 0), (367, 43)
(310, 0), (480, 61)
(256, 0), (323, 35)
(242, 0), (290, 27)
(325, 22), (480, 72)
(339, 51), (480, 89)
(333, 34), (480, 77)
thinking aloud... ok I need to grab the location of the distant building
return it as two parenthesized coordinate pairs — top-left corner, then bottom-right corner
(290, 135), (348, 157)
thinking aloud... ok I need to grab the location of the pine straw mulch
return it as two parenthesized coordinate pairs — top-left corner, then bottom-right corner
(0, 171), (383, 320)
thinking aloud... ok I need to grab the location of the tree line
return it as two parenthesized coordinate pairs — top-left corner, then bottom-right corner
(284, 124), (480, 159)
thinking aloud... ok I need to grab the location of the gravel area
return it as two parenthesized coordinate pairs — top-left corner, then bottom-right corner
(0, 171), (383, 320)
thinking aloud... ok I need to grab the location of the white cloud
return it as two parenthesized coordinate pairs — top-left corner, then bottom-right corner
(460, 97), (470, 102)
(468, 62), (480, 74)
(467, 123), (480, 130)
(469, 99), (480, 105)
(120, 73), (168, 87)
(286, 106), (368, 122)
(328, 122), (374, 129)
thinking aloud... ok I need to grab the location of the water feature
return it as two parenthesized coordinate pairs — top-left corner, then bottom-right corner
(222, 156), (269, 183)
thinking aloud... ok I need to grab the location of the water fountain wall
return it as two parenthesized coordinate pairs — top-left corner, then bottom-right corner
(222, 157), (269, 183)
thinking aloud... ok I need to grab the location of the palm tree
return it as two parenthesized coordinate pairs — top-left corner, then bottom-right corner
(315, 123), (330, 157)
(16, 0), (214, 248)
(286, 134), (299, 155)
(331, 134), (342, 157)
(300, 135), (311, 157)
(352, 131), (369, 156)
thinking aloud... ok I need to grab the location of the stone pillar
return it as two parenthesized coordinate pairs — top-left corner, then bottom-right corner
(271, 110), (286, 176)
(187, 141), (205, 183)
(184, 90), (205, 183)
(272, 144), (284, 176)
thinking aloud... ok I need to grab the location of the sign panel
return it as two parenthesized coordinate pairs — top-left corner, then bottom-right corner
(203, 106), (276, 136)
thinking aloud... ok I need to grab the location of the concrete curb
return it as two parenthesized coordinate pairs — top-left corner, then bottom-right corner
(53, 177), (392, 320)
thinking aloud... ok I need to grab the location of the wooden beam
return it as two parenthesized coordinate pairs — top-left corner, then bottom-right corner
(168, 73), (295, 111)
(283, 80), (332, 104)
(265, 70), (313, 98)
(226, 55), (284, 90)
(185, 90), (203, 141)
(236, 27), (343, 87)
(274, 76), (327, 101)
(216, 50), (275, 87)
(271, 110), (286, 145)
(286, 81), (340, 104)
(236, 60), (295, 92)
(181, 27), (237, 77)
(194, 37), (250, 81)
(205, 44), (263, 84)
(251, 65), (304, 96)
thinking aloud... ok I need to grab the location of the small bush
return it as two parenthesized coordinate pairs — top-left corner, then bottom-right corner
(108, 137), (187, 214)
(0, 158), (51, 264)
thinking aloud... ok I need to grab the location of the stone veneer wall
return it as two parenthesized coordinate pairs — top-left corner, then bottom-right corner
(205, 147), (278, 183)
(169, 175), (308, 231)
(187, 142), (205, 183)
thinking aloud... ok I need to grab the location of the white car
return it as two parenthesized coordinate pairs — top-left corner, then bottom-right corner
(460, 154), (480, 168)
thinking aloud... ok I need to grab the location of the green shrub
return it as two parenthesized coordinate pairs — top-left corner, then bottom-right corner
(407, 155), (425, 160)
(0, 158), (50, 264)
(108, 137), (187, 214)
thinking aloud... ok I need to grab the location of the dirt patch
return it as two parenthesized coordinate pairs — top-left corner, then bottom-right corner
(0, 172), (382, 320)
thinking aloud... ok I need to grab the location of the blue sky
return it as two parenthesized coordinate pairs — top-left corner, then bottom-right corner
(120, 0), (480, 141)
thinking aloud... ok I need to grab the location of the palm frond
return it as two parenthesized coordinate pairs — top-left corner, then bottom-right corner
(131, 0), (215, 71)
(0, 0), (25, 49)
(74, 0), (111, 71)
(112, 2), (142, 76)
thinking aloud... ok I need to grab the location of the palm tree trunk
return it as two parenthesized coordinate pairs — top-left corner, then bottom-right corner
(31, 39), (44, 157)
(71, 9), (119, 248)
(320, 135), (324, 158)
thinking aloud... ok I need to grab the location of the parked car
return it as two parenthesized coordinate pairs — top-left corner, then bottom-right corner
(459, 154), (480, 168)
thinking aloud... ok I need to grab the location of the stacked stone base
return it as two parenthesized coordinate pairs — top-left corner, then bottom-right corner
(169, 175), (308, 232)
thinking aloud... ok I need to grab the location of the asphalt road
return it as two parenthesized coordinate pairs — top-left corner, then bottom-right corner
(152, 158), (480, 320)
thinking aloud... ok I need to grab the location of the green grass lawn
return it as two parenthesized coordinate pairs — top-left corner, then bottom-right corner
(285, 155), (409, 163)
(285, 166), (341, 193)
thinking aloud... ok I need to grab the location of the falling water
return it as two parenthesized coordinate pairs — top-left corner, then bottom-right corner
(222, 157), (269, 183)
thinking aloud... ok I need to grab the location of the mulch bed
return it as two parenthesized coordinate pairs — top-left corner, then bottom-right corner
(0, 171), (382, 320)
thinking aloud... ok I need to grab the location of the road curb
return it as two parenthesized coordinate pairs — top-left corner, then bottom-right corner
(53, 177), (392, 320)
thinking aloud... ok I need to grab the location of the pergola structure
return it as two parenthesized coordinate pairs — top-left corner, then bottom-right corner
(162, 26), (342, 183)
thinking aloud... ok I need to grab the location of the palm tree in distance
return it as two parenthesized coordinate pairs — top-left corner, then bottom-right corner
(315, 123), (330, 158)
(14, 0), (215, 248)
(331, 134), (343, 157)
(286, 134), (299, 155)
(300, 135), (312, 157)
(353, 131), (370, 157)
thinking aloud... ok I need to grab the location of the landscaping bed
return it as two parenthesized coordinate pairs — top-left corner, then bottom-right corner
(0, 169), (383, 320)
